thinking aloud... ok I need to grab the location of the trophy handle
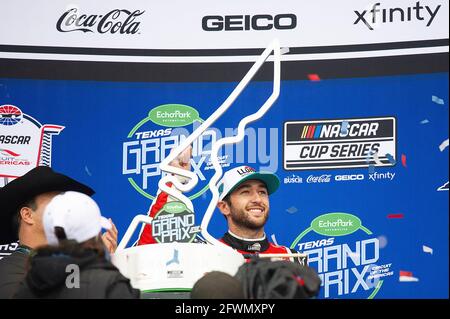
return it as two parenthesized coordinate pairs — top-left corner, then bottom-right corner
(116, 214), (154, 251)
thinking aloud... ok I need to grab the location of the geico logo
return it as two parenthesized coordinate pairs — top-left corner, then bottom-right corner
(202, 14), (297, 31)
(335, 174), (364, 181)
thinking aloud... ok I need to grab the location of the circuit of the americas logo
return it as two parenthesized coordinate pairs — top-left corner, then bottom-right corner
(283, 117), (396, 170)
(0, 104), (64, 181)
(290, 213), (394, 299)
(152, 202), (200, 243)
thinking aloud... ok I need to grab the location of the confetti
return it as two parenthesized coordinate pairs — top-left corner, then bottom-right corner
(387, 214), (404, 219)
(271, 234), (279, 246)
(439, 138), (449, 152)
(84, 165), (92, 176)
(422, 245), (433, 255)
(340, 121), (349, 135)
(385, 153), (396, 165)
(437, 181), (449, 191)
(286, 206), (298, 214)
(372, 151), (383, 165)
(280, 47), (290, 55)
(346, 252), (360, 259)
(432, 95), (444, 105)
(401, 154), (407, 168)
(366, 150), (375, 173)
(378, 235), (388, 249)
(399, 270), (419, 282)
(420, 119), (429, 124)
(308, 74), (321, 81)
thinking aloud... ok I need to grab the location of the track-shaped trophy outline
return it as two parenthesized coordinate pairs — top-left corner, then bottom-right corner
(117, 39), (281, 251)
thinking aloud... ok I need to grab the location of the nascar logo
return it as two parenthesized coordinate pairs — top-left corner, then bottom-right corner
(283, 117), (396, 170)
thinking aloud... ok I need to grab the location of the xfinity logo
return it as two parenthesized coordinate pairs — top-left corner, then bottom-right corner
(202, 14), (297, 31)
(354, 2), (441, 30)
(57, 8), (144, 34)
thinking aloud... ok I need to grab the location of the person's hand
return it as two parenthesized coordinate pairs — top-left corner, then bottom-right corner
(169, 145), (192, 171)
(102, 218), (118, 254)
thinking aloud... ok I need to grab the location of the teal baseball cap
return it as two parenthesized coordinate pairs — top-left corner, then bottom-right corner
(217, 166), (280, 201)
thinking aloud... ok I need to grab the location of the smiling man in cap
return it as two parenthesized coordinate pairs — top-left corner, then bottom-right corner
(217, 166), (304, 263)
(0, 166), (117, 299)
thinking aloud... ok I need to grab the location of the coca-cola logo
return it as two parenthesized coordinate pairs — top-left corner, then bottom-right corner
(306, 174), (331, 183)
(56, 8), (144, 34)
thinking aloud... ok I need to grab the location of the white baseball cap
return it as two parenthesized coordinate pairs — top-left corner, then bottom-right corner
(43, 191), (111, 246)
(217, 166), (280, 201)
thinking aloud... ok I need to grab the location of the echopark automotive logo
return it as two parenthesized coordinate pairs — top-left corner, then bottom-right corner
(57, 8), (145, 34)
(354, 2), (441, 30)
(202, 14), (297, 31)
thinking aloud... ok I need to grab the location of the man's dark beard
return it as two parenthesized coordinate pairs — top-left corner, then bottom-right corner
(229, 204), (269, 230)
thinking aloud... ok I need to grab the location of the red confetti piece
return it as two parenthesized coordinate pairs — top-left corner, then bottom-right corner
(401, 154), (407, 167)
(308, 74), (321, 81)
(388, 214), (404, 219)
(399, 270), (413, 277)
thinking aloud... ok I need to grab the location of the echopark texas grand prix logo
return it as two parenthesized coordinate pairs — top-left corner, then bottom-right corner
(0, 104), (64, 179)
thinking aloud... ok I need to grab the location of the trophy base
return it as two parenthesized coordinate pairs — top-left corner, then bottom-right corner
(112, 242), (245, 293)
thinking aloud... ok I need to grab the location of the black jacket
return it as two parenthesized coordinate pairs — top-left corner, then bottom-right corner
(13, 247), (140, 299)
(0, 246), (29, 299)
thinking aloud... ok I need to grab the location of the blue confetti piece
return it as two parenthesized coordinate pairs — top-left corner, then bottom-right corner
(286, 206), (298, 214)
(385, 153), (396, 165)
(420, 119), (429, 124)
(84, 165), (92, 176)
(366, 150), (375, 172)
(341, 121), (349, 135)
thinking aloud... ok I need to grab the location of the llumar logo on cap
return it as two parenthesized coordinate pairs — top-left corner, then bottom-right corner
(237, 166), (255, 176)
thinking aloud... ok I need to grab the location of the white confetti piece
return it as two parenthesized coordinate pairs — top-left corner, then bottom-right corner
(432, 95), (444, 105)
(399, 276), (419, 282)
(372, 151), (384, 165)
(439, 138), (449, 152)
(84, 165), (92, 176)
(280, 47), (290, 55)
(420, 119), (429, 124)
(378, 235), (388, 249)
(423, 245), (433, 254)
(271, 234), (279, 246)
(437, 181), (449, 191)
(399, 270), (419, 282)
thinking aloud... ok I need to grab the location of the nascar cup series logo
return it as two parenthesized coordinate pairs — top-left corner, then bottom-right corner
(152, 202), (200, 243)
(0, 105), (64, 180)
(291, 213), (394, 299)
(283, 117), (396, 170)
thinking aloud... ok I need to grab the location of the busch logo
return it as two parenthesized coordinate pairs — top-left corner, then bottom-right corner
(57, 8), (144, 34)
